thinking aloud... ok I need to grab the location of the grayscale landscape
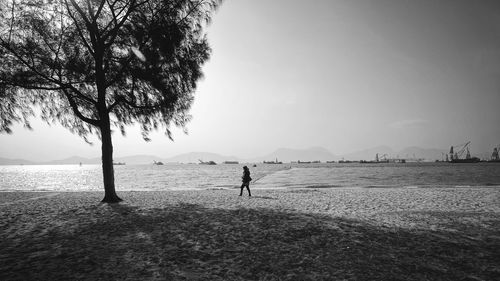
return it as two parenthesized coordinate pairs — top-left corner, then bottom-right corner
(0, 0), (499, 280)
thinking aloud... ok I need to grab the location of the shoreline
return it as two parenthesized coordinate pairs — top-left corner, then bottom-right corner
(1, 183), (500, 193)
(1, 188), (499, 280)
(1, 187), (499, 228)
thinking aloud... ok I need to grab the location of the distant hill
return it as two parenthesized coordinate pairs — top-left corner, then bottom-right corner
(114, 155), (164, 165)
(0, 157), (37, 165)
(0, 155), (164, 165)
(43, 156), (100, 165)
(164, 152), (241, 163)
(46, 155), (168, 165)
(250, 147), (337, 163)
(339, 146), (448, 161)
(0, 145), (492, 165)
(398, 147), (447, 161)
(338, 146), (394, 161)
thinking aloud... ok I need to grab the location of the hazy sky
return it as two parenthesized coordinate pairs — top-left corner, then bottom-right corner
(1, 0), (500, 161)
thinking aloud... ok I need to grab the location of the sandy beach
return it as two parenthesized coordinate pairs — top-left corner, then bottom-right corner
(1, 187), (499, 280)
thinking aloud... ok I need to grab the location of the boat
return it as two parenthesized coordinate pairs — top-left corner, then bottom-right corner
(448, 142), (480, 163)
(360, 154), (390, 164)
(450, 158), (480, 163)
(297, 160), (311, 164)
(338, 158), (354, 163)
(199, 159), (216, 165)
(223, 161), (239, 164)
(263, 158), (282, 164)
(113, 162), (126, 165)
(153, 161), (164, 165)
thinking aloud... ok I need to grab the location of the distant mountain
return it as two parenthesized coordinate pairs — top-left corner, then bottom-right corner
(114, 155), (164, 165)
(339, 146), (449, 161)
(398, 147), (447, 161)
(0, 145), (491, 165)
(0, 155), (164, 165)
(44, 156), (100, 165)
(250, 147), (337, 163)
(338, 145), (394, 161)
(164, 152), (241, 163)
(45, 154), (167, 165)
(0, 157), (37, 165)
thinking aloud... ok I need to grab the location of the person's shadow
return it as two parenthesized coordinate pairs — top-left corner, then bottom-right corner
(244, 195), (276, 200)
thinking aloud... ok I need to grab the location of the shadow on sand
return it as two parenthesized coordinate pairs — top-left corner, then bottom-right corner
(0, 202), (498, 280)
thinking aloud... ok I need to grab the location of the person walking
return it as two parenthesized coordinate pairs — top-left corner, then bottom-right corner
(239, 166), (252, 196)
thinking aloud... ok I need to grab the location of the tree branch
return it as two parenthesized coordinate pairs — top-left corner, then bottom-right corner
(62, 89), (100, 126)
(0, 40), (61, 86)
(8, 0), (16, 43)
(0, 38), (97, 107)
(0, 81), (65, 91)
(68, 0), (99, 52)
(108, 93), (163, 113)
(64, 0), (95, 56)
(61, 80), (97, 106)
(102, 0), (149, 48)
(176, 0), (206, 26)
(101, 0), (125, 34)
(68, 0), (92, 28)
(92, 0), (107, 21)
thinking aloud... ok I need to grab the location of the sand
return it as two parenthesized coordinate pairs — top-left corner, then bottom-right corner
(0, 187), (499, 280)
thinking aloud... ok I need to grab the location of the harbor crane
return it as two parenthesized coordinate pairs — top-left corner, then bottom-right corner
(492, 145), (500, 161)
(449, 141), (472, 160)
(449, 141), (480, 163)
(375, 153), (389, 162)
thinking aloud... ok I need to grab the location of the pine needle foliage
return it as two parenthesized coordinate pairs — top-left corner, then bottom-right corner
(0, 0), (221, 202)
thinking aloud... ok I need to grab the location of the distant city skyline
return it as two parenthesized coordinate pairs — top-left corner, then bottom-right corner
(1, 0), (500, 162)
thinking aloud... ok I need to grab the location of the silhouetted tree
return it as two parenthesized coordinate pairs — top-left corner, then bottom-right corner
(0, 0), (221, 202)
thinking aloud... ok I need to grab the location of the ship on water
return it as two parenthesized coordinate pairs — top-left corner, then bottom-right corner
(263, 158), (282, 164)
(360, 153), (406, 163)
(199, 159), (216, 165)
(338, 158), (355, 163)
(448, 141), (480, 163)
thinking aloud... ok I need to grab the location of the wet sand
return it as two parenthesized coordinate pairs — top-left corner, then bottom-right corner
(1, 187), (499, 280)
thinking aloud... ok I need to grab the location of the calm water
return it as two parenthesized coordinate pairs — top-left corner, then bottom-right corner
(0, 162), (499, 192)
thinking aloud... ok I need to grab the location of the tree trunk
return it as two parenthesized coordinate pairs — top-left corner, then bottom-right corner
(100, 116), (122, 203)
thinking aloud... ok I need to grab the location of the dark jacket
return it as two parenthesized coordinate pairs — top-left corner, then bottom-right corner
(242, 169), (252, 183)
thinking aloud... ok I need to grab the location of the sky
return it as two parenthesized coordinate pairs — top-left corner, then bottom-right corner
(1, 0), (500, 161)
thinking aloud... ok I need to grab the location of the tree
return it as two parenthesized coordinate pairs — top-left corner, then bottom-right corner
(0, 0), (221, 202)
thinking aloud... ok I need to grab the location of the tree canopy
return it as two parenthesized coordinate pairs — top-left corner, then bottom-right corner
(0, 0), (221, 202)
(0, 0), (220, 139)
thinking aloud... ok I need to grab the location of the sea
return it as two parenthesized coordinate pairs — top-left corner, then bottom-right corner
(1, 162), (500, 192)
